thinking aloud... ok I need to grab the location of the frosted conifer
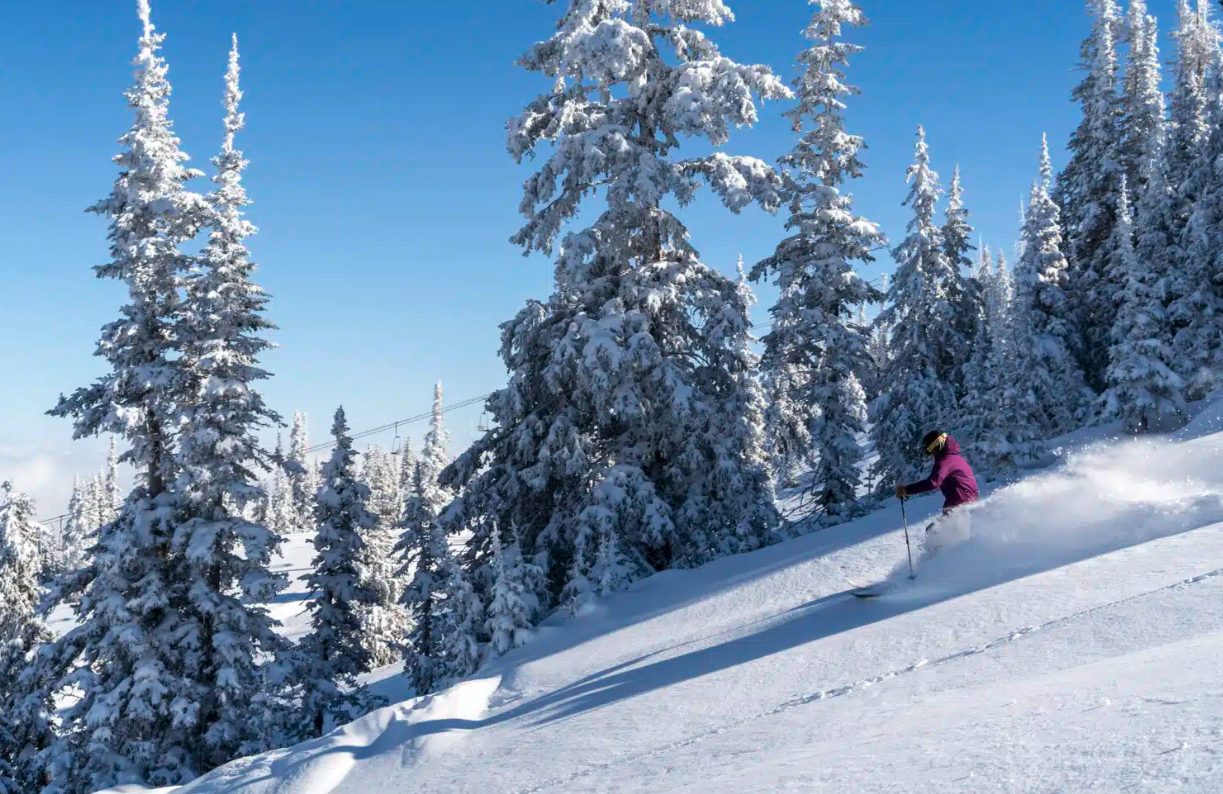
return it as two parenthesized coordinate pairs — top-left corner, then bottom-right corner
(1100, 180), (1187, 430)
(0, 484), (53, 794)
(870, 127), (962, 490)
(1172, 45), (1223, 395)
(395, 458), (451, 695)
(941, 165), (981, 388)
(446, 0), (785, 614)
(355, 445), (407, 668)
(103, 436), (120, 522)
(60, 477), (90, 575)
(1057, 0), (1125, 392)
(299, 408), (381, 737)
(436, 562), (484, 682)
(169, 33), (291, 765)
(1119, 0), (1166, 199)
(42, 2), (212, 789)
(288, 412), (312, 531)
(485, 530), (539, 656)
(1015, 137), (1089, 434)
(751, 0), (883, 522)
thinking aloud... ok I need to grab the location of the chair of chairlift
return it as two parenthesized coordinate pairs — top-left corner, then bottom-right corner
(391, 422), (403, 455)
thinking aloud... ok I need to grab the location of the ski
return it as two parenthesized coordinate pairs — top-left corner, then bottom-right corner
(847, 579), (893, 599)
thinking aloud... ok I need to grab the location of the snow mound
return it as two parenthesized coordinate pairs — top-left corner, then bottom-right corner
(174, 676), (500, 794)
(1177, 396), (1223, 441)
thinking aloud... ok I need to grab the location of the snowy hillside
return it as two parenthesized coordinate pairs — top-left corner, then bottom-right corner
(108, 406), (1223, 793)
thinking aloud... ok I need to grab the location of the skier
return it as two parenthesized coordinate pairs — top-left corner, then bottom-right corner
(894, 431), (979, 557)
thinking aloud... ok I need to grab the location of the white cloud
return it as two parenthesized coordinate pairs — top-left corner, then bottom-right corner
(0, 439), (130, 520)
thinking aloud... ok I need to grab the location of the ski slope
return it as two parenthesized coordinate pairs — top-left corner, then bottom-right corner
(106, 407), (1223, 793)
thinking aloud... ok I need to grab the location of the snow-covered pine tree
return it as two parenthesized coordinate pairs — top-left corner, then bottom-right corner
(870, 127), (963, 491)
(960, 246), (999, 459)
(299, 408), (381, 738)
(355, 445), (407, 669)
(60, 476), (89, 575)
(941, 165), (981, 391)
(103, 436), (121, 523)
(865, 272), (891, 401)
(395, 458), (451, 695)
(1057, 0), (1125, 393)
(1168, 1), (1216, 199)
(435, 560), (484, 682)
(750, 0), (884, 523)
(169, 33), (292, 766)
(1099, 179), (1187, 431)
(484, 529), (540, 656)
(42, 1), (211, 788)
(0, 484), (53, 794)
(421, 382), (450, 487)
(1119, 0), (1165, 200)
(288, 411), (313, 531)
(445, 0), (786, 615)
(971, 250), (1048, 469)
(1158, 3), (1215, 361)
(853, 304), (882, 402)
(397, 434), (416, 503)
(1014, 136), (1089, 435)
(1172, 43), (1223, 396)
(264, 434), (295, 537)
(0, 484), (45, 648)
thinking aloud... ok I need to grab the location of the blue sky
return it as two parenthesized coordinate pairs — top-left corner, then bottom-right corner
(0, 0), (1182, 514)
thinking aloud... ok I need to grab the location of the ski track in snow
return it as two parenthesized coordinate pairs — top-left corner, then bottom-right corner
(510, 565), (1223, 794)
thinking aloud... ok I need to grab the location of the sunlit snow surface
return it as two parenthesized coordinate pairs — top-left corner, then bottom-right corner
(96, 406), (1223, 793)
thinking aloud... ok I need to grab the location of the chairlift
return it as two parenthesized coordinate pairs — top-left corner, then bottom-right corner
(477, 409), (491, 433)
(391, 422), (403, 455)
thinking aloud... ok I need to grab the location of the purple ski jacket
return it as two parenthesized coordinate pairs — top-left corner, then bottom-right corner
(904, 436), (979, 510)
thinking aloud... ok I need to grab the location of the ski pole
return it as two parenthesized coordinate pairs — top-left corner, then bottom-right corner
(901, 497), (916, 580)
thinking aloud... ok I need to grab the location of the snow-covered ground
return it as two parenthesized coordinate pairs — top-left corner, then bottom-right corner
(100, 406), (1223, 793)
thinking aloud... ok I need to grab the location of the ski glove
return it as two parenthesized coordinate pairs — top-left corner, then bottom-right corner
(895, 485), (908, 500)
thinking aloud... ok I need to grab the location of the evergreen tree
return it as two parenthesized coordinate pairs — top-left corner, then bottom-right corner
(397, 434), (417, 504)
(60, 476), (89, 575)
(288, 412), (312, 531)
(435, 561), (484, 682)
(1172, 45), (1223, 396)
(395, 458), (451, 695)
(0, 484), (45, 650)
(750, 0), (883, 523)
(1057, 0), (1125, 393)
(355, 445), (407, 669)
(265, 434), (297, 538)
(1167, 1), (1216, 199)
(1100, 180), (1187, 430)
(103, 436), (121, 523)
(42, 2), (211, 788)
(870, 127), (962, 490)
(299, 408), (381, 738)
(970, 251), (1048, 469)
(940, 165), (981, 390)
(1158, 3), (1215, 360)
(168, 33), (290, 766)
(445, 0), (785, 615)
(960, 246), (999, 452)
(485, 530), (539, 656)
(1119, 0), (1166, 200)
(1015, 136), (1089, 434)
(0, 484), (53, 794)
